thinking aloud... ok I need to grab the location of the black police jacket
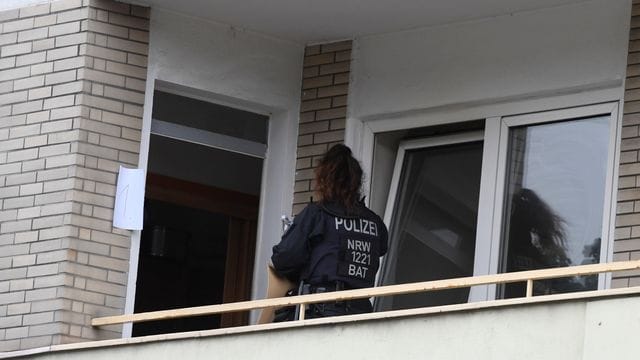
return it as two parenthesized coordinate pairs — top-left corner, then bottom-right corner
(271, 201), (388, 289)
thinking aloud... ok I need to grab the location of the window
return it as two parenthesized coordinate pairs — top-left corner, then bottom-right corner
(500, 116), (610, 297)
(373, 103), (618, 308)
(378, 133), (483, 310)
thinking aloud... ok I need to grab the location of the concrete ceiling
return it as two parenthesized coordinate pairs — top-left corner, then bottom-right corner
(140, 0), (588, 44)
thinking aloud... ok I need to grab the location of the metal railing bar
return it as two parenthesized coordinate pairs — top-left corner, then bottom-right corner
(92, 260), (640, 327)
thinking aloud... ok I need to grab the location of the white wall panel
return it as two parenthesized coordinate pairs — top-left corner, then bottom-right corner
(350, 0), (630, 120)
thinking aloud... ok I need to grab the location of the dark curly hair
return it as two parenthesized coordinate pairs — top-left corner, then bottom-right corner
(314, 144), (363, 209)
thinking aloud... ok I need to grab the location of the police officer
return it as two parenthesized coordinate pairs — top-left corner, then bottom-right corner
(271, 144), (388, 319)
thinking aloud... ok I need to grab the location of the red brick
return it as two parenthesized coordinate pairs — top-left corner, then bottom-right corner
(330, 118), (346, 130)
(297, 144), (328, 158)
(300, 112), (315, 123)
(627, 76), (640, 90)
(301, 89), (317, 101)
(625, 100), (640, 114)
(318, 84), (348, 98)
(333, 73), (350, 84)
(316, 107), (346, 121)
(629, 52), (640, 66)
(321, 41), (351, 53)
(131, 5), (150, 19)
(299, 121), (329, 135)
(292, 203), (307, 216)
(90, 0), (130, 15)
(332, 95), (348, 107)
(320, 61), (350, 75)
(296, 158), (311, 170)
(300, 98), (331, 112)
(303, 75), (333, 89)
(314, 130), (345, 144)
(297, 134), (313, 146)
(303, 53), (334, 67)
(294, 180), (310, 192)
(624, 113), (640, 126)
(303, 66), (319, 78)
(293, 191), (315, 204)
(295, 168), (315, 181)
(335, 50), (351, 62)
(305, 45), (321, 56)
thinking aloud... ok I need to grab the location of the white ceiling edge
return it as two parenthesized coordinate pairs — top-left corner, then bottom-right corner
(135, 0), (592, 44)
(1, 0), (52, 12)
(3, 0), (595, 45)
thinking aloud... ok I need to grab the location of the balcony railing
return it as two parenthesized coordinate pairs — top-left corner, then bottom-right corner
(92, 260), (640, 327)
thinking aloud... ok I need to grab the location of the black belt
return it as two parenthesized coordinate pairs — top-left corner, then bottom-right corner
(307, 281), (347, 294)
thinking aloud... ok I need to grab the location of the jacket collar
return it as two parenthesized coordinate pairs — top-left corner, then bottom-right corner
(318, 200), (365, 218)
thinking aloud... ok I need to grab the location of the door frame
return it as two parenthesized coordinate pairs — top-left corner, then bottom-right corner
(125, 76), (297, 336)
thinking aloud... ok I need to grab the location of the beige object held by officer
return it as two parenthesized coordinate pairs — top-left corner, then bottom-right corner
(257, 264), (296, 324)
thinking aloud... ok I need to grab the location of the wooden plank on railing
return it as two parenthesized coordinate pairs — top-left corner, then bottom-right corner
(92, 260), (640, 327)
(526, 279), (533, 297)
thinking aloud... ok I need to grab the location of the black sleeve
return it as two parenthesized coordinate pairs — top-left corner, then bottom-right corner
(271, 204), (320, 282)
(378, 218), (389, 257)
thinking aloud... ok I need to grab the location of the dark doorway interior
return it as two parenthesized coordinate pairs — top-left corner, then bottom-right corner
(133, 199), (229, 336)
(132, 174), (259, 336)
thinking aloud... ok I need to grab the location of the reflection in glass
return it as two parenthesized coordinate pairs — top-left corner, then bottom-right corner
(377, 141), (483, 311)
(501, 116), (609, 297)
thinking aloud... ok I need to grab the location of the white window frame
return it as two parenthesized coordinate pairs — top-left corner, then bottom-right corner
(383, 131), (485, 226)
(361, 101), (621, 303)
(380, 131), (486, 300)
(488, 102), (620, 297)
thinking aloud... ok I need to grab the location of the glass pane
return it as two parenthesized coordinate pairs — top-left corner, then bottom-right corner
(377, 141), (483, 311)
(153, 90), (269, 144)
(501, 116), (610, 298)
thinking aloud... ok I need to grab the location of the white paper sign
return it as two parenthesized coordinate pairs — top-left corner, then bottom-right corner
(113, 166), (145, 230)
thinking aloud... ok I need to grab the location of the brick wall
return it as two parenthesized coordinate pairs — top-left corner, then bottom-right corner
(614, 0), (640, 288)
(0, 0), (148, 351)
(293, 41), (351, 215)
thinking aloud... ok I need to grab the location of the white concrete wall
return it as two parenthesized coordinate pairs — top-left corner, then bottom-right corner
(9, 294), (640, 360)
(349, 0), (630, 121)
(129, 7), (304, 320)
(149, 9), (303, 110)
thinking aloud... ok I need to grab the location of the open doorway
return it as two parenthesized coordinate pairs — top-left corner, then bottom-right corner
(133, 87), (268, 336)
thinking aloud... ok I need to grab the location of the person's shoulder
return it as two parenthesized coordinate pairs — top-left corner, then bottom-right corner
(296, 202), (322, 218)
(358, 203), (384, 223)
